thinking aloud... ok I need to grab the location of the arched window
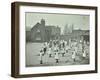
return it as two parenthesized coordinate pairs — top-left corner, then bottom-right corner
(37, 29), (40, 33)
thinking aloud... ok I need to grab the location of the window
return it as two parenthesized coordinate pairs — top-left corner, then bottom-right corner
(37, 29), (40, 33)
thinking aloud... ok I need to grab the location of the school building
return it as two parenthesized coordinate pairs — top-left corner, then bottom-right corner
(26, 19), (61, 42)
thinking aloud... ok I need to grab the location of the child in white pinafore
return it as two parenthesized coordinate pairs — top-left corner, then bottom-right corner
(82, 49), (86, 59)
(54, 49), (59, 63)
(47, 47), (52, 57)
(61, 48), (65, 57)
(39, 49), (43, 64)
(82, 42), (87, 59)
(65, 45), (69, 54)
(72, 49), (76, 62)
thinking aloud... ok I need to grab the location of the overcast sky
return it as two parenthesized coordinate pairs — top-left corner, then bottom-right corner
(25, 12), (90, 33)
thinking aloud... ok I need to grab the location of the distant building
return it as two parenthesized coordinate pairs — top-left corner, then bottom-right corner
(64, 24), (74, 35)
(71, 30), (89, 42)
(26, 19), (89, 43)
(63, 24), (89, 42)
(26, 19), (61, 42)
(61, 29), (89, 42)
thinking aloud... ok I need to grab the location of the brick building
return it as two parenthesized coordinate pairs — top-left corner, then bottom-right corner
(26, 19), (61, 42)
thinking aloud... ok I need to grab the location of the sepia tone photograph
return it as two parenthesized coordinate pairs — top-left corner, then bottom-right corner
(25, 12), (90, 67)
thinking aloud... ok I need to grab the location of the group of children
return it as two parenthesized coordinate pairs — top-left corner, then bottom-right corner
(39, 39), (89, 64)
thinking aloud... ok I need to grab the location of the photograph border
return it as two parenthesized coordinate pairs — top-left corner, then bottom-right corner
(11, 2), (98, 78)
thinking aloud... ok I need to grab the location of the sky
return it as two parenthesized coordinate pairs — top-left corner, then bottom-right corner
(25, 12), (90, 33)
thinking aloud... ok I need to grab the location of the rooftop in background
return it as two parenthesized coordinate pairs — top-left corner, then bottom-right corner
(25, 12), (90, 33)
